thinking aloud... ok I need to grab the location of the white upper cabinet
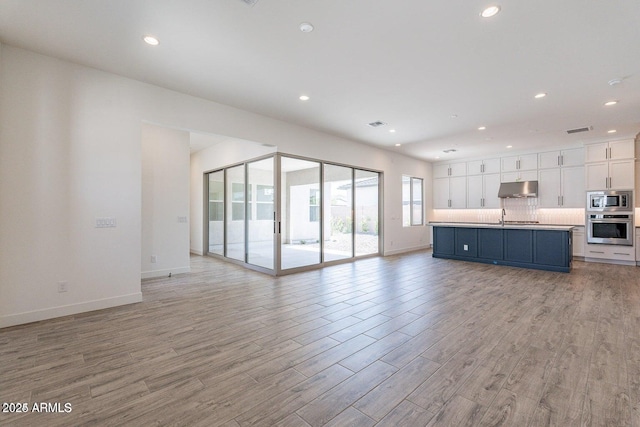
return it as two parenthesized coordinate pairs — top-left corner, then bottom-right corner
(584, 139), (635, 190)
(501, 153), (538, 172)
(467, 173), (501, 208)
(585, 160), (635, 190)
(467, 158), (500, 175)
(538, 166), (584, 208)
(434, 162), (466, 179)
(434, 176), (467, 208)
(585, 139), (635, 163)
(538, 148), (584, 169)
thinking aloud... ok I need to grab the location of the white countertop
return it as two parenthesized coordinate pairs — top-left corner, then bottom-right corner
(429, 222), (575, 231)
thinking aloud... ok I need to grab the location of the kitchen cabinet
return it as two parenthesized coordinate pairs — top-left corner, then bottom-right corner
(585, 139), (635, 163)
(572, 226), (585, 257)
(538, 148), (584, 169)
(585, 243), (635, 264)
(585, 159), (634, 190)
(433, 176), (466, 208)
(467, 158), (501, 175)
(434, 162), (466, 179)
(501, 153), (538, 173)
(538, 166), (584, 207)
(501, 170), (538, 183)
(467, 173), (501, 208)
(432, 224), (573, 272)
(636, 161), (640, 207)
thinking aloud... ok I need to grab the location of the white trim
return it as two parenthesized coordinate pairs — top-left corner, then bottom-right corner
(0, 293), (143, 329)
(141, 266), (191, 279)
(190, 248), (204, 256)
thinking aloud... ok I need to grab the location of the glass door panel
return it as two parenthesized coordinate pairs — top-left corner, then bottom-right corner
(247, 157), (274, 269)
(323, 164), (353, 261)
(226, 165), (245, 261)
(280, 157), (321, 270)
(355, 169), (380, 256)
(208, 170), (224, 255)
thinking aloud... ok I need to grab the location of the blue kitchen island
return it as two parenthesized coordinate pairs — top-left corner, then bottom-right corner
(431, 223), (574, 273)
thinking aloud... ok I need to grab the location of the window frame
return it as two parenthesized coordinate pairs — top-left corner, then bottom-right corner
(402, 175), (424, 227)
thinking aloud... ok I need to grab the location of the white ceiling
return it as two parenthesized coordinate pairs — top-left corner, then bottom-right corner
(1, 0), (639, 161)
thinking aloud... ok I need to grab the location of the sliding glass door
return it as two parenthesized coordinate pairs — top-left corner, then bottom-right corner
(225, 165), (245, 261)
(205, 154), (381, 275)
(355, 170), (380, 256)
(208, 170), (224, 256)
(280, 157), (321, 270)
(323, 164), (353, 261)
(247, 157), (274, 269)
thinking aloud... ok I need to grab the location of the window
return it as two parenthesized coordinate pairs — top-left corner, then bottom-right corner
(403, 176), (424, 226)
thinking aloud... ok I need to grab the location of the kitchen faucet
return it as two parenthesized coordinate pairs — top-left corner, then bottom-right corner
(500, 208), (506, 225)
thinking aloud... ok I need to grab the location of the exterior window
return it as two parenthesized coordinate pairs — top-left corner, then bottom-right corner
(403, 176), (424, 226)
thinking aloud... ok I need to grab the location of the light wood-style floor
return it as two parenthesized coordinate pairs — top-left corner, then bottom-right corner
(1, 251), (639, 426)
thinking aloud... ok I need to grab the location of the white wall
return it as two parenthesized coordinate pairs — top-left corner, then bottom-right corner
(0, 44), (430, 327)
(141, 124), (190, 278)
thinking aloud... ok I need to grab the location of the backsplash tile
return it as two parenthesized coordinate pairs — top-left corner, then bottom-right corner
(432, 199), (585, 225)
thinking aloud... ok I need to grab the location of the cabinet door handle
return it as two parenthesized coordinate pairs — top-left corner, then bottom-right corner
(558, 196), (561, 206)
(557, 156), (561, 166)
(560, 155), (564, 165)
(561, 196), (564, 206)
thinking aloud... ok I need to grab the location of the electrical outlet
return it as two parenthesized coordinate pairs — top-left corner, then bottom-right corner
(464, 244), (469, 251)
(151, 255), (157, 263)
(58, 281), (68, 293)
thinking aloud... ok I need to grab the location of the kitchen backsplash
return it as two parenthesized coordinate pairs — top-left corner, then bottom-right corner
(432, 198), (585, 225)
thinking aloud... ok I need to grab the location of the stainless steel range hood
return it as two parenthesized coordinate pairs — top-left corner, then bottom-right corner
(498, 181), (538, 198)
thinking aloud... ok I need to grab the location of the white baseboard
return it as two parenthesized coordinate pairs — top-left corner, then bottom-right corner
(384, 244), (431, 256)
(0, 292), (142, 329)
(141, 266), (190, 279)
(190, 249), (203, 256)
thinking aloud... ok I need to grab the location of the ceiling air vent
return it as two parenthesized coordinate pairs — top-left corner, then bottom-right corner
(368, 121), (387, 128)
(239, 0), (259, 6)
(566, 126), (593, 134)
(443, 149), (457, 153)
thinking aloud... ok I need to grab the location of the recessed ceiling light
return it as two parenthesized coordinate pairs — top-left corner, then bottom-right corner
(534, 93), (547, 99)
(607, 129), (617, 133)
(478, 126), (486, 130)
(450, 114), (458, 119)
(395, 143), (401, 147)
(389, 129), (396, 133)
(299, 22), (314, 33)
(435, 156), (440, 159)
(480, 5), (501, 18)
(604, 100), (618, 106)
(143, 35), (159, 46)
(299, 95), (310, 101)
(506, 145), (513, 148)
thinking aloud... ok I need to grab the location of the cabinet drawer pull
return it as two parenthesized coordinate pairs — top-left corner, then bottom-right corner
(589, 250), (605, 254)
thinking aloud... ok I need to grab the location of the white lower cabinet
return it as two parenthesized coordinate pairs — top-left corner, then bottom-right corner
(572, 226), (584, 257)
(585, 244), (635, 263)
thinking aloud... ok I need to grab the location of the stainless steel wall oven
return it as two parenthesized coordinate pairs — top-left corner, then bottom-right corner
(586, 190), (633, 246)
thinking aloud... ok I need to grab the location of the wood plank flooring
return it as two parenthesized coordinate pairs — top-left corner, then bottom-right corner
(1, 251), (639, 426)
